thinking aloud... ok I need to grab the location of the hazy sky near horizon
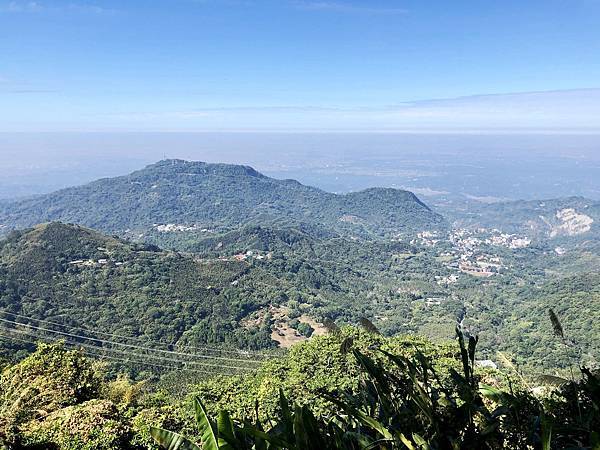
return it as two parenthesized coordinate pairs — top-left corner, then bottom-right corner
(0, 132), (599, 201)
(1, 0), (600, 131)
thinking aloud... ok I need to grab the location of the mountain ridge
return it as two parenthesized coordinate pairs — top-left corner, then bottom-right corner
(0, 159), (445, 240)
(449, 196), (599, 240)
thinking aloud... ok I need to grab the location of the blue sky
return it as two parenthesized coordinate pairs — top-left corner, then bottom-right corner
(1, 0), (600, 131)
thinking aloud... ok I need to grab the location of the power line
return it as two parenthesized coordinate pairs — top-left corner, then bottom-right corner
(0, 328), (247, 374)
(78, 352), (217, 375)
(0, 316), (263, 366)
(0, 331), (217, 374)
(0, 310), (272, 359)
(0, 324), (255, 372)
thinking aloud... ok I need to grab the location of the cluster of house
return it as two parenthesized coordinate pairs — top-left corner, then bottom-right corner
(68, 258), (124, 268)
(222, 250), (273, 262)
(457, 254), (502, 277)
(446, 228), (533, 277)
(153, 223), (214, 233)
(450, 228), (531, 250)
(412, 228), (530, 252)
(411, 230), (442, 247)
(68, 247), (124, 268)
(409, 227), (533, 278)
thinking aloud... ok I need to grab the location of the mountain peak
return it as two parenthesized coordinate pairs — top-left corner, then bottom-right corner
(139, 159), (265, 179)
(0, 159), (446, 238)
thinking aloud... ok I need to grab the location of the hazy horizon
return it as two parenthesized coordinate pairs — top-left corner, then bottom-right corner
(1, 131), (599, 203)
(1, 1), (599, 202)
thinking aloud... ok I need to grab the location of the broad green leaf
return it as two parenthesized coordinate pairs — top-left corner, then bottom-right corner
(327, 396), (393, 440)
(150, 427), (201, 450)
(216, 410), (236, 450)
(399, 433), (417, 450)
(541, 412), (552, 450)
(278, 388), (295, 444)
(194, 396), (220, 450)
(412, 433), (429, 449)
(241, 425), (294, 449)
(479, 385), (503, 401)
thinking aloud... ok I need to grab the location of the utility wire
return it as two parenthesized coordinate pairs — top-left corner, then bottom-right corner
(0, 324), (254, 372)
(0, 316), (263, 365)
(0, 310), (271, 358)
(0, 331), (217, 374)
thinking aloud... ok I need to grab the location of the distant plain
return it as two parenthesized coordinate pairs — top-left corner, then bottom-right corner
(0, 132), (599, 204)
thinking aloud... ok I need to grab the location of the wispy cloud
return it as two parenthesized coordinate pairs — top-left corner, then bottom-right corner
(104, 106), (344, 121)
(0, 1), (117, 14)
(0, 1), (42, 13)
(293, 1), (406, 14)
(66, 3), (116, 14)
(96, 89), (600, 132)
(0, 75), (60, 94)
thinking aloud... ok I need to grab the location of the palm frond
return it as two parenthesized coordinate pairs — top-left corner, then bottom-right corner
(548, 308), (564, 340)
(323, 318), (340, 335)
(359, 318), (380, 335)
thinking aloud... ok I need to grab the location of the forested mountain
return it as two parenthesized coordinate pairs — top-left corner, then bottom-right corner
(0, 160), (598, 376)
(1, 219), (598, 373)
(447, 196), (599, 241)
(0, 160), (446, 240)
(0, 222), (435, 356)
(0, 222), (276, 352)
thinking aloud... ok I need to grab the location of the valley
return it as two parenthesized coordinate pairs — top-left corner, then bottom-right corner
(0, 160), (598, 375)
(4, 2), (600, 446)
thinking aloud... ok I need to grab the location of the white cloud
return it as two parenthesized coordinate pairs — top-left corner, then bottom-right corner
(16, 88), (600, 132)
(294, 1), (406, 14)
(0, 1), (42, 13)
(0, 1), (116, 14)
(66, 3), (116, 14)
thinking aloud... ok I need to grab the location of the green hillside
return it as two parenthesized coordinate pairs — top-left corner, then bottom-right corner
(0, 222), (276, 353)
(0, 222), (440, 359)
(0, 161), (598, 375)
(1, 221), (598, 373)
(448, 196), (600, 241)
(0, 160), (446, 240)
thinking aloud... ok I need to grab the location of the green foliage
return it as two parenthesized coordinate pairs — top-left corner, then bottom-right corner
(0, 159), (598, 448)
(193, 328), (459, 421)
(0, 160), (445, 238)
(0, 342), (101, 446)
(130, 403), (194, 450)
(1, 217), (598, 374)
(21, 399), (131, 450)
(0, 328), (598, 449)
(0, 222), (277, 359)
(0, 159), (598, 375)
(153, 328), (600, 450)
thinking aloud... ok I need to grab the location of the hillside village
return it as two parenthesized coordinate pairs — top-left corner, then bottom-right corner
(410, 227), (533, 277)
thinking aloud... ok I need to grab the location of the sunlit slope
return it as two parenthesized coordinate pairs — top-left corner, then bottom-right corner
(0, 160), (446, 239)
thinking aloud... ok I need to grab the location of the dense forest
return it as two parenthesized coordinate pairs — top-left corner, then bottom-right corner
(0, 219), (598, 373)
(1, 325), (598, 449)
(0, 160), (446, 239)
